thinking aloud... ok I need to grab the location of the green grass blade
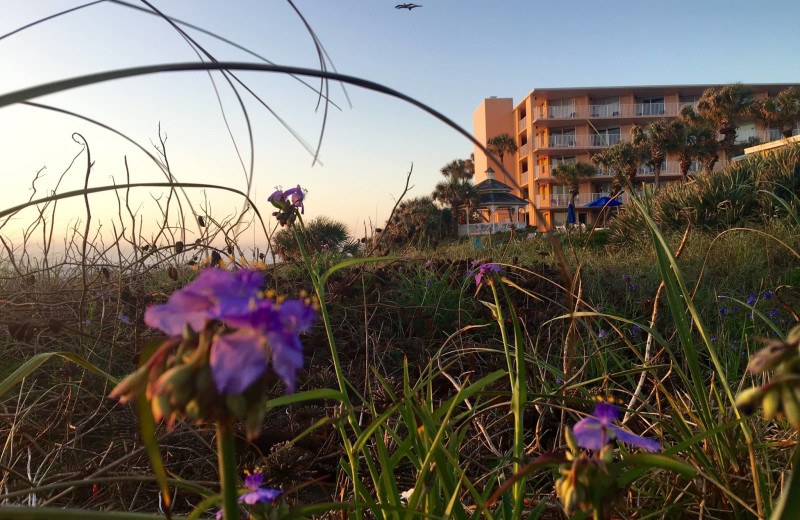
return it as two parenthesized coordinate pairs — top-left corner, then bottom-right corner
(0, 351), (117, 399)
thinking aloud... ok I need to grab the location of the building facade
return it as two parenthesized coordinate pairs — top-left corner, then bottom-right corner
(473, 84), (800, 230)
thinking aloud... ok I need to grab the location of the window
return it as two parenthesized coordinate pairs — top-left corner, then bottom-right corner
(548, 97), (576, 118)
(592, 127), (620, 146)
(549, 127), (576, 147)
(770, 123), (799, 141)
(552, 185), (569, 195)
(552, 156), (577, 168)
(735, 123), (756, 143)
(591, 96), (620, 117)
(679, 94), (700, 108)
(637, 97), (665, 116)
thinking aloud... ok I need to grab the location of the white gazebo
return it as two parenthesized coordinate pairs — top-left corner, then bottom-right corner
(458, 168), (529, 236)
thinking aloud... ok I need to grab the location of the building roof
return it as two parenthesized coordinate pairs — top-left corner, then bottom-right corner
(513, 83), (800, 111)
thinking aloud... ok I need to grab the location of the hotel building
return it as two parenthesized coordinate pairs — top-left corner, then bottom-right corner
(472, 84), (800, 230)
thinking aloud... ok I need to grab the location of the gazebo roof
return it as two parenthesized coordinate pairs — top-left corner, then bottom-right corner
(474, 177), (514, 193)
(477, 191), (528, 207)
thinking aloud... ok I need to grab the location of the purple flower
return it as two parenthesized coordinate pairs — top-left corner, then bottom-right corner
(240, 472), (282, 505)
(769, 309), (780, 319)
(631, 326), (642, 339)
(145, 270), (315, 394)
(268, 185), (305, 214)
(471, 261), (501, 286)
(621, 274), (630, 282)
(598, 329), (607, 339)
(719, 308), (728, 316)
(764, 290), (774, 300)
(710, 336), (718, 342)
(82, 320), (92, 326)
(425, 259), (432, 267)
(117, 315), (131, 325)
(573, 400), (661, 452)
(556, 377), (565, 384)
(627, 284), (635, 291)
(747, 294), (757, 305)
(595, 306), (604, 313)
(426, 279), (431, 287)
(145, 269), (264, 335)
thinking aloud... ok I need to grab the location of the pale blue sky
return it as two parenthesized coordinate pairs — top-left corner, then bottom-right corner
(1, 1), (799, 248)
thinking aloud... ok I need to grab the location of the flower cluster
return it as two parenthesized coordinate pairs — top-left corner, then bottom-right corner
(470, 261), (501, 287)
(268, 185), (305, 226)
(110, 269), (316, 437)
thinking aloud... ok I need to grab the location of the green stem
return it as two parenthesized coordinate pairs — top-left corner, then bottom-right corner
(291, 216), (369, 518)
(216, 422), (239, 520)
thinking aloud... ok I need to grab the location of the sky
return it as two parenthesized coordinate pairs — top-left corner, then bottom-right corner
(1, 0), (799, 252)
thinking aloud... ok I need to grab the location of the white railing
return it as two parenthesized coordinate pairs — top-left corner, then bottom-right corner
(535, 194), (572, 208)
(518, 116), (527, 131)
(536, 192), (631, 208)
(542, 134), (625, 148)
(534, 102), (686, 120)
(520, 171), (529, 185)
(735, 129), (771, 144)
(458, 222), (523, 236)
(518, 142), (531, 157)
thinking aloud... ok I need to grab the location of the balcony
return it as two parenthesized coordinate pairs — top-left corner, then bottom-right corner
(520, 171), (529, 185)
(518, 142), (531, 157)
(539, 134), (623, 149)
(534, 102), (686, 121)
(518, 116), (527, 132)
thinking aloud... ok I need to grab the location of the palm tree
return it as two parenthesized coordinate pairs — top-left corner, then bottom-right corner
(694, 83), (754, 164)
(591, 140), (646, 194)
(386, 196), (448, 246)
(487, 133), (518, 167)
(432, 178), (477, 236)
(669, 119), (717, 180)
(632, 120), (680, 188)
(273, 215), (351, 260)
(551, 161), (597, 213)
(440, 158), (474, 181)
(751, 87), (800, 139)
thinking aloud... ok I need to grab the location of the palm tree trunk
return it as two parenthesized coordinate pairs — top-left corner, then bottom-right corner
(653, 163), (661, 189)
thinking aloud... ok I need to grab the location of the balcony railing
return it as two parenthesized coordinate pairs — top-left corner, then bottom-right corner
(540, 134), (624, 149)
(534, 102), (687, 121)
(518, 116), (527, 132)
(520, 171), (529, 185)
(518, 142), (531, 157)
(458, 222), (521, 236)
(535, 192), (630, 208)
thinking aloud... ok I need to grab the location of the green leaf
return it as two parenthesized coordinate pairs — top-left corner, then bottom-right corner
(0, 507), (181, 519)
(319, 256), (399, 285)
(265, 388), (344, 409)
(614, 453), (697, 480)
(769, 443), (800, 520)
(0, 352), (117, 399)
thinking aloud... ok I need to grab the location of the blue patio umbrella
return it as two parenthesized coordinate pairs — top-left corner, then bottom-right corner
(584, 196), (623, 207)
(567, 203), (576, 224)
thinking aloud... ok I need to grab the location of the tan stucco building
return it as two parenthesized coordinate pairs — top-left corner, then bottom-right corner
(473, 84), (800, 230)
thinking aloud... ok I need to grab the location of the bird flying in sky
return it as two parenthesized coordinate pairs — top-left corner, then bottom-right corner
(395, 3), (422, 10)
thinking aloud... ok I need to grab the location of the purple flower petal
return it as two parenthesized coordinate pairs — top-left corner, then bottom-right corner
(239, 488), (282, 505)
(266, 330), (304, 394)
(210, 331), (268, 394)
(591, 401), (619, 424)
(245, 472), (264, 490)
(610, 425), (661, 452)
(573, 416), (605, 450)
